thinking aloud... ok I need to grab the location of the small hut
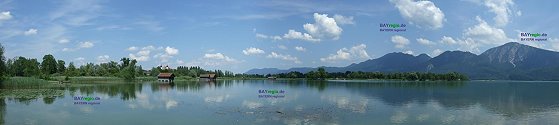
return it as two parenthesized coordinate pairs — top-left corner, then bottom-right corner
(199, 74), (217, 81)
(157, 73), (175, 83)
(267, 76), (277, 80)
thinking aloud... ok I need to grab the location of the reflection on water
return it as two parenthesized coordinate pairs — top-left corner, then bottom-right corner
(1, 97), (4, 125)
(1, 80), (559, 124)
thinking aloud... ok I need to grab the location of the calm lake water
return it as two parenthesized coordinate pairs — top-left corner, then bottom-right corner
(1, 80), (559, 125)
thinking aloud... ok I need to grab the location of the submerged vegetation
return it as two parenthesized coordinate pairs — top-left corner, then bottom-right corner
(0, 89), (64, 99)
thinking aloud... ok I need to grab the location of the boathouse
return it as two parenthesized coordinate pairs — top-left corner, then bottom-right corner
(199, 74), (217, 81)
(157, 73), (175, 83)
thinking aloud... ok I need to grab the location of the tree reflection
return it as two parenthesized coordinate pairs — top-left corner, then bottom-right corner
(42, 97), (55, 104)
(68, 83), (143, 101)
(306, 80), (328, 91)
(0, 97), (5, 125)
(339, 81), (559, 118)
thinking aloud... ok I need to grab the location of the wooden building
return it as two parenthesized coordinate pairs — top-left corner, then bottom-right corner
(199, 74), (217, 81)
(157, 73), (175, 83)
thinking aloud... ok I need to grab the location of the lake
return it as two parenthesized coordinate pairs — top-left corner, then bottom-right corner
(1, 80), (559, 125)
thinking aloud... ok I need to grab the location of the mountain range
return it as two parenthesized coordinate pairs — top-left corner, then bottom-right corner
(246, 42), (559, 80)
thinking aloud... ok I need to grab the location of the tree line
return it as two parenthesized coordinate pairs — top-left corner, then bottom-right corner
(0, 43), (237, 81)
(266, 67), (469, 81)
(3, 56), (141, 80)
(148, 65), (234, 78)
(0, 43), (141, 81)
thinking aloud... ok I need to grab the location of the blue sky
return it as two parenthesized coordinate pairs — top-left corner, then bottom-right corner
(1, 0), (559, 73)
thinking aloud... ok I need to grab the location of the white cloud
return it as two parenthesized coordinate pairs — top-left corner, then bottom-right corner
(440, 36), (458, 44)
(389, 0), (445, 29)
(282, 30), (320, 42)
(127, 45), (178, 63)
(321, 50), (350, 62)
(255, 33), (269, 39)
(242, 47), (265, 55)
(62, 48), (71, 51)
(96, 55), (110, 63)
(391, 35), (410, 49)
(256, 33), (283, 41)
(165, 46), (179, 55)
(154, 53), (172, 63)
(550, 38), (559, 51)
(74, 57), (86, 65)
(333, 14), (355, 25)
(417, 38), (435, 45)
(176, 59), (185, 65)
(0, 11), (12, 21)
(204, 53), (237, 62)
(143, 46), (179, 63)
(264, 13), (345, 42)
(482, 0), (515, 26)
(137, 50), (150, 56)
(127, 46), (138, 51)
(128, 45), (160, 62)
(129, 50), (150, 62)
(463, 16), (509, 45)
(457, 38), (482, 53)
(49, 0), (103, 26)
(403, 50), (414, 55)
(78, 41), (94, 48)
(278, 45), (288, 50)
(294, 46), (306, 52)
(58, 38), (70, 44)
(320, 44), (370, 62)
(267, 52), (301, 64)
(75, 57), (85, 61)
(303, 13), (343, 40)
(432, 49), (443, 56)
(61, 40), (94, 51)
(271, 36), (283, 41)
(24, 28), (38, 35)
(187, 53), (241, 67)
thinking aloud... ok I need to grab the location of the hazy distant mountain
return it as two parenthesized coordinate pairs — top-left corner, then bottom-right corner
(345, 52), (431, 72)
(245, 42), (559, 80)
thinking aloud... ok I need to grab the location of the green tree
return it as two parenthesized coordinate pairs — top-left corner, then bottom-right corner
(119, 58), (130, 70)
(0, 43), (5, 80)
(150, 67), (160, 77)
(57, 60), (66, 74)
(41, 54), (57, 75)
(306, 71), (317, 80)
(136, 65), (144, 76)
(5, 59), (13, 77)
(317, 67), (328, 80)
(119, 58), (137, 80)
(12, 57), (27, 76)
(24, 58), (40, 77)
(67, 62), (77, 76)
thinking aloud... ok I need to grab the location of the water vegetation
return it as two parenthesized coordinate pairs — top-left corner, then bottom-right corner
(0, 89), (64, 99)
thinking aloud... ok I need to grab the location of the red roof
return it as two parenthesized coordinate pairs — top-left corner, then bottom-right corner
(158, 73), (175, 78)
(199, 74), (216, 78)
